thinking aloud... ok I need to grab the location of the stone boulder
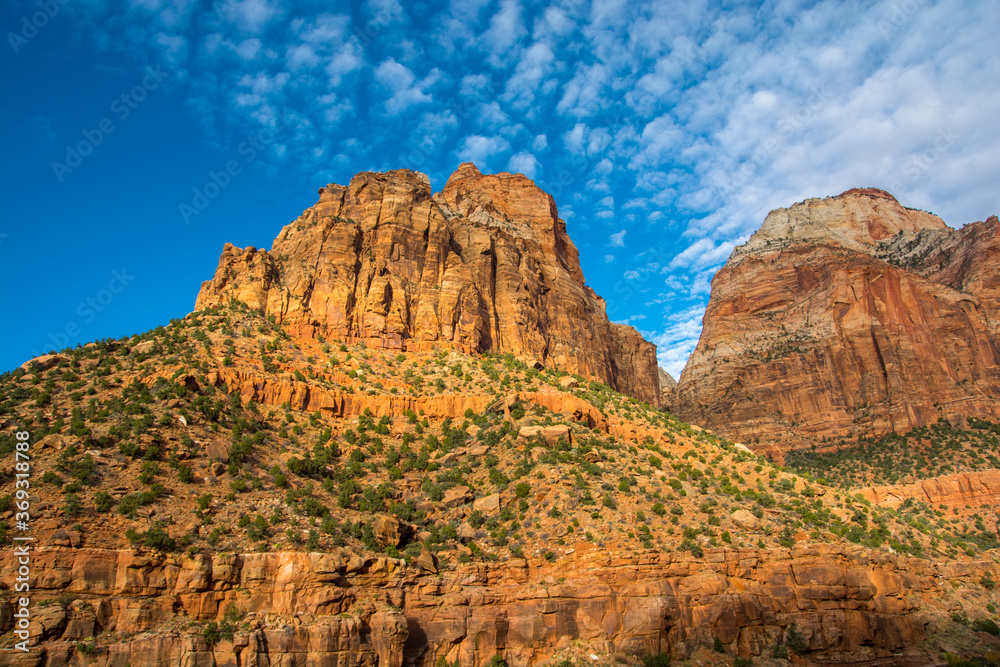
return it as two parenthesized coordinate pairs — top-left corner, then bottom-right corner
(472, 494), (501, 515)
(20, 353), (65, 372)
(731, 509), (760, 531)
(373, 516), (405, 548)
(206, 437), (231, 463)
(440, 485), (472, 508)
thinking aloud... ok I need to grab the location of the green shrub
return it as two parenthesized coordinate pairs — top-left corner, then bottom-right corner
(64, 494), (82, 517)
(971, 618), (1000, 636)
(784, 623), (808, 653)
(94, 491), (115, 513)
(641, 653), (670, 667)
(130, 525), (177, 551)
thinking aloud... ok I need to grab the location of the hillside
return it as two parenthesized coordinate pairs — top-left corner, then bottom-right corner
(0, 174), (998, 666)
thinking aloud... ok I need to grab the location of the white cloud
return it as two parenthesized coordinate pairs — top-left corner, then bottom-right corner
(481, 0), (526, 65)
(457, 135), (511, 167)
(629, 114), (682, 169)
(646, 304), (708, 379)
(477, 102), (511, 129)
(286, 44), (319, 70)
(374, 59), (440, 114)
(234, 37), (262, 60)
(609, 230), (626, 247)
(556, 62), (610, 117)
(669, 238), (738, 270)
(221, 0), (283, 34)
(614, 313), (646, 325)
(325, 42), (364, 86)
(365, 0), (405, 23)
(507, 151), (539, 179)
(459, 73), (492, 97)
(503, 41), (556, 109)
(563, 122), (612, 157)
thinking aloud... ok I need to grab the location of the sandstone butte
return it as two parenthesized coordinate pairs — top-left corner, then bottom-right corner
(672, 187), (1000, 453)
(195, 163), (664, 408)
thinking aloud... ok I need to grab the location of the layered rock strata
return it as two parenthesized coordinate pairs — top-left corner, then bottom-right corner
(859, 469), (1000, 514)
(4, 544), (996, 666)
(673, 189), (1000, 450)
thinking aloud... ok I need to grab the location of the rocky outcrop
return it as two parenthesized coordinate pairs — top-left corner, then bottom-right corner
(177, 367), (610, 431)
(196, 164), (660, 406)
(673, 189), (1000, 450)
(610, 324), (661, 407)
(858, 469), (1000, 513)
(5, 544), (996, 666)
(657, 368), (677, 407)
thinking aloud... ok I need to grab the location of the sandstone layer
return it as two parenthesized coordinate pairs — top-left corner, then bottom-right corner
(858, 469), (1000, 514)
(673, 189), (1000, 450)
(4, 543), (996, 666)
(195, 164), (660, 406)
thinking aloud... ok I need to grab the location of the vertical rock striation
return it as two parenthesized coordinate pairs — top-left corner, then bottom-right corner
(673, 188), (1000, 451)
(196, 164), (661, 406)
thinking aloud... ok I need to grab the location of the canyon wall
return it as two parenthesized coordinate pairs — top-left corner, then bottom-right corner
(5, 544), (995, 666)
(672, 189), (1000, 450)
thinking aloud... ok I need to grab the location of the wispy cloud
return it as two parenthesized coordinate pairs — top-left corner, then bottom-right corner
(457, 134), (511, 169)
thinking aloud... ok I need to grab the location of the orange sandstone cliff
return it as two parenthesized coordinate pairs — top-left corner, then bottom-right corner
(196, 164), (662, 407)
(672, 188), (1000, 451)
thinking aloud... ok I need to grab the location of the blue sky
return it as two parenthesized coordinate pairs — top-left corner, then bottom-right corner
(2, 0), (997, 378)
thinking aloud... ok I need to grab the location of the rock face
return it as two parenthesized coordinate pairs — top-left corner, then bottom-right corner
(858, 469), (1000, 514)
(196, 164), (660, 406)
(657, 367), (677, 407)
(673, 188), (1000, 450)
(5, 544), (996, 666)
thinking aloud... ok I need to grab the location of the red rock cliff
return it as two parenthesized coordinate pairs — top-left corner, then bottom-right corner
(672, 189), (1000, 449)
(6, 544), (995, 666)
(195, 164), (661, 406)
